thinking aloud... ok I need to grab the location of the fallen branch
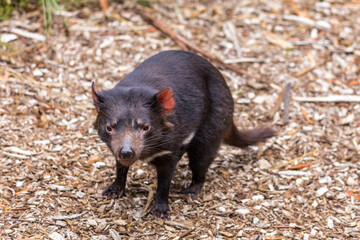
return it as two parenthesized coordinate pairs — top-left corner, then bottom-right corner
(293, 95), (360, 102)
(137, 8), (260, 79)
(137, 9), (187, 49)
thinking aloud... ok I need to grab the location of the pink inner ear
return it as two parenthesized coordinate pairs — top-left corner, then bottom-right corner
(156, 88), (175, 114)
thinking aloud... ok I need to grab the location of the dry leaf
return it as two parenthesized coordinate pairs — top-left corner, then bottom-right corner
(290, 161), (316, 169)
(99, 0), (108, 11)
(37, 109), (49, 128)
(346, 190), (360, 200)
(86, 155), (101, 166)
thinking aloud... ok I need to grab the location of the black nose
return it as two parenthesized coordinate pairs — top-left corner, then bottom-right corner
(119, 145), (135, 159)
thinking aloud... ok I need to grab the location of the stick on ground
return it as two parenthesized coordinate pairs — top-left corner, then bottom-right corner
(268, 84), (287, 119)
(136, 8), (260, 79)
(283, 83), (292, 123)
(294, 95), (360, 102)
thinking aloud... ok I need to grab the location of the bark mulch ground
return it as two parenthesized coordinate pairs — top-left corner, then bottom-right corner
(0, 0), (359, 239)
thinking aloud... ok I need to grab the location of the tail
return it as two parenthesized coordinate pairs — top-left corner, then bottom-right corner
(224, 122), (275, 148)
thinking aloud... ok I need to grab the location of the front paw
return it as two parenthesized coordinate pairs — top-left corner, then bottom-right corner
(102, 182), (125, 199)
(179, 182), (203, 199)
(151, 202), (170, 219)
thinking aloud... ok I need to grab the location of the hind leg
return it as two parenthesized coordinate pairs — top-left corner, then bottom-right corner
(180, 133), (223, 198)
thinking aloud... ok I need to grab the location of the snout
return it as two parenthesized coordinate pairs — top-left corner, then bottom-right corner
(119, 145), (135, 159)
(116, 144), (139, 167)
(111, 131), (143, 167)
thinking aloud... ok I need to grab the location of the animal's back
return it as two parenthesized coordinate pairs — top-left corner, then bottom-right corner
(117, 50), (234, 137)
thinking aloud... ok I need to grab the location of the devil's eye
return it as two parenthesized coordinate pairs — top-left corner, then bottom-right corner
(106, 125), (113, 134)
(142, 125), (151, 132)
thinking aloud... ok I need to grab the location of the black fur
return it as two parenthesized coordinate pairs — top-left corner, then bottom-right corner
(92, 50), (274, 219)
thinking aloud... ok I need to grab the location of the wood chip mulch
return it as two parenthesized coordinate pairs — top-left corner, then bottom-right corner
(0, 0), (359, 239)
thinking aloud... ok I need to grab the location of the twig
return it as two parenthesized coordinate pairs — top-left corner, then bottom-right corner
(293, 60), (326, 77)
(283, 15), (332, 30)
(137, 9), (187, 49)
(111, 13), (143, 36)
(137, 8), (260, 79)
(271, 148), (318, 170)
(272, 225), (304, 229)
(283, 83), (292, 123)
(290, 161), (317, 169)
(15, 185), (33, 195)
(142, 185), (156, 213)
(293, 95), (360, 102)
(268, 84), (287, 118)
(179, 228), (195, 238)
(224, 58), (265, 64)
(223, 21), (242, 56)
(10, 28), (46, 42)
(301, 107), (313, 124)
(0, 66), (58, 89)
(0, 218), (64, 227)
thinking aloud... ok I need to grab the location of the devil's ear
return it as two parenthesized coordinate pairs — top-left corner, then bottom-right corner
(156, 88), (175, 114)
(91, 81), (101, 112)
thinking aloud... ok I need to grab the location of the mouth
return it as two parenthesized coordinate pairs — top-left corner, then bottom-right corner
(116, 157), (138, 167)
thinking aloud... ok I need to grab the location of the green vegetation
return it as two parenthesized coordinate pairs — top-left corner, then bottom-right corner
(0, 0), (152, 28)
(40, 0), (61, 30)
(0, 0), (31, 21)
(0, 0), (80, 31)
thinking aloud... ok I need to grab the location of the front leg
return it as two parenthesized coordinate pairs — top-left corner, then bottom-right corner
(103, 160), (129, 198)
(151, 156), (177, 219)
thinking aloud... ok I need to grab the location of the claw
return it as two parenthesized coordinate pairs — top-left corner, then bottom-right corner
(179, 182), (203, 199)
(102, 182), (125, 199)
(151, 202), (170, 219)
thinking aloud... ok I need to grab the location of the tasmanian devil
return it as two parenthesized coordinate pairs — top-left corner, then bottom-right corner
(91, 50), (274, 219)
